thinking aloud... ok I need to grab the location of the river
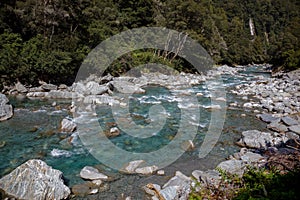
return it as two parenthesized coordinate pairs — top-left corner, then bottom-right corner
(0, 65), (271, 199)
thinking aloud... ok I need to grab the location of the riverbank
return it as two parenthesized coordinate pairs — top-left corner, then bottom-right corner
(143, 68), (300, 199)
(0, 65), (299, 199)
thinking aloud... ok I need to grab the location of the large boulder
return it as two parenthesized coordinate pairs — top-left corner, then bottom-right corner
(0, 159), (70, 200)
(0, 93), (13, 121)
(86, 81), (108, 95)
(111, 81), (145, 94)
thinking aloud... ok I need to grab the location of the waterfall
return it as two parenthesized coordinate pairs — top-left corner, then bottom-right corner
(249, 18), (255, 36)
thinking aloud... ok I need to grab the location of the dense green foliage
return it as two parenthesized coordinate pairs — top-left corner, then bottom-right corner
(0, 0), (299, 86)
(234, 168), (300, 200)
(189, 168), (300, 200)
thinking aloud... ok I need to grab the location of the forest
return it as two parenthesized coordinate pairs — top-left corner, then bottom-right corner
(0, 0), (299, 86)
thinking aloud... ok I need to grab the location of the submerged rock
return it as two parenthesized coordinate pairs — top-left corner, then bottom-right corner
(109, 127), (121, 137)
(0, 159), (70, 200)
(180, 140), (195, 151)
(0, 93), (13, 121)
(0, 140), (6, 148)
(71, 181), (109, 197)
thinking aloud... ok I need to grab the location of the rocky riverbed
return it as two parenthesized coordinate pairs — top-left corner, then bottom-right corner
(0, 65), (299, 200)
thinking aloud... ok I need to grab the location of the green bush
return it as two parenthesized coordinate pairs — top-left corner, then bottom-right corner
(189, 168), (300, 200)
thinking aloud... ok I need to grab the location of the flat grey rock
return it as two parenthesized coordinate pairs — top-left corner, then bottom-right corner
(282, 116), (299, 126)
(289, 125), (300, 135)
(258, 114), (280, 124)
(240, 152), (266, 165)
(267, 122), (288, 133)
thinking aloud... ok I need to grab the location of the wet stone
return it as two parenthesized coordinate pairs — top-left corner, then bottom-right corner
(282, 116), (299, 126)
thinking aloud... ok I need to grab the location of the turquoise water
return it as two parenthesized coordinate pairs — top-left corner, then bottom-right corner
(0, 66), (270, 199)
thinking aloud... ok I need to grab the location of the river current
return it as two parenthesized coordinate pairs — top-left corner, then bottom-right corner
(0, 65), (270, 199)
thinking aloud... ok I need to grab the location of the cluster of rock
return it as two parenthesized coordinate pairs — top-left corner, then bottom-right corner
(143, 124), (299, 200)
(70, 166), (110, 197)
(257, 113), (300, 139)
(143, 66), (300, 200)
(143, 147), (268, 199)
(232, 69), (300, 115)
(2, 65), (298, 199)
(1, 65), (240, 105)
